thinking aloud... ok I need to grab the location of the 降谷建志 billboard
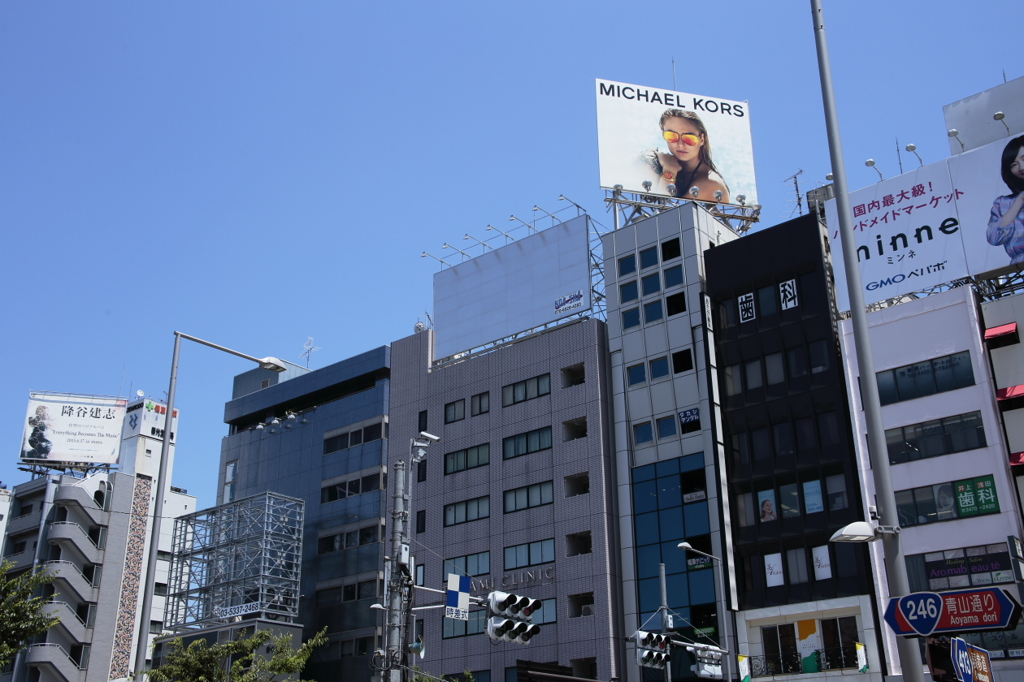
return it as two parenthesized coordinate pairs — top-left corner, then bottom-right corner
(21, 392), (127, 464)
(595, 79), (757, 206)
(825, 134), (1024, 310)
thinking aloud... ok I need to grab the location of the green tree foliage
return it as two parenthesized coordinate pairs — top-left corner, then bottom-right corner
(0, 559), (60, 668)
(147, 626), (328, 682)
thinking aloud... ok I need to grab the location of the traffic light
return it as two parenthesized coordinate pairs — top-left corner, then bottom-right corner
(635, 630), (671, 669)
(686, 643), (725, 679)
(486, 592), (542, 644)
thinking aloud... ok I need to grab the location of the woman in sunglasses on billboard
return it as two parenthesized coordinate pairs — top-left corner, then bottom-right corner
(987, 135), (1024, 263)
(644, 109), (729, 203)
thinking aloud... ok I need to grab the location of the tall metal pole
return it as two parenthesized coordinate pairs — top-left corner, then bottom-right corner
(712, 557), (734, 682)
(387, 458), (408, 682)
(133, 332), (180, 680)
(809, 3), (924, 681)
(658, 563), (671, 682)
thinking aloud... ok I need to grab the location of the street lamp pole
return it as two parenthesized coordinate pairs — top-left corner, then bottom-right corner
(132, 332), (286, 680)
(808, 3), (924, 682)
(678, 543), (734, 682)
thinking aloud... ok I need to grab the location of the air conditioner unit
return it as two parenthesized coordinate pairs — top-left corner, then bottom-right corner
(580, 604), (594, 617)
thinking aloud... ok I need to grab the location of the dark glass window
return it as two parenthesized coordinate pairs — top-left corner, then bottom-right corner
(444, 495), (490, 526)
(787, 347), (808, 379)
(503, 481), (553, 512)
(773, 423), (794, 457)
(757, 286), (778, 317)
(886, 411), (986, 465)
(633, 422), (654, 445)
(502, 427), (552, 459)
(418, 410), (428, 432)
(657, 416), (677, 439)
(505, 539), (554, 569)
(809, 340), (830, 374)
(471, 392), (489, 416)
(627, 364), (646, 385)
(765, 352), (785, 386)
(619, 254), (636, 277)
(720, 299), (737, 328)
(672, 349), (693, 373)
(640, 247), (659, 269)
(502, 374), (551, 406)
(416, 510), (426, 533)
(363, 422), (382, 442)
(642, 273), (661, 296)
(446, 443), (490, 474)
(664, 265), (684, 288)
(446, 551), (490, 577)
(751, 428), (771, 460)
(650, 357), (669, 379)
(620, 281), (638, 304)
(745, 359), (763, 390)
(662, 238), (682, 261)
(876, 351), (975, 405)
(666, 292), (687, 316)
(644, 300), (664, 323)
(444, 400), (465, 424)
(622, 308), (641, 329)
(417, 459), (427, 482)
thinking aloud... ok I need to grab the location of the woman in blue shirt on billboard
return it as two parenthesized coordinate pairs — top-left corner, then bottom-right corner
(987, 136), (1024, 263)
(644, 109), (730, 203)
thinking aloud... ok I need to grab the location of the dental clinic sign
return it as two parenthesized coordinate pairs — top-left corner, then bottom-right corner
(825, 135), (1023, 310)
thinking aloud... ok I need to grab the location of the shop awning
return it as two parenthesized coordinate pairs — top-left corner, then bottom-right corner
(985, 322), (1018, 340)
(1010, 451), (1024, 466)
(996, 384), (1024, 401)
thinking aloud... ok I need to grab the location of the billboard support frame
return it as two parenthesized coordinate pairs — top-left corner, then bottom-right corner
(604, 190), (761, 234)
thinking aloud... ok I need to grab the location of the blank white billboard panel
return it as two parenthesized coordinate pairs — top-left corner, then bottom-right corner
(432, 215), (592, 361)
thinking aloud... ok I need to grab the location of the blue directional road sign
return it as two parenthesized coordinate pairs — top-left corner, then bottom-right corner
(884, 587), (1022, 637)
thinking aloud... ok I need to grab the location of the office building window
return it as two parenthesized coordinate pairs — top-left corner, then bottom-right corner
(531, 599), (557, 624)
(896, 475), (998, 527)
(762, 624), (799, 674)
(650, 356), (670, 379)
(318, 522), (383, 555)
(885, 411), (986, 465)
(502, 374), (551, 406)
(809, 340), (830, 374)
(657, 416), (677, 439)
(662, 237), (681, 261)
(445, 551), (490, 578)
(627, 363), (646, 385)
(666, 292), (687, 316)
(445, 400), (465, 424)
(765, 352), (785, 385)
(442, 611), (487, 638)
(502, 427), (552, 460)
(664, 265), (684, 288)
(224, 461), (237, 503)
(623, 308), (641, 330)
(642, 273), (661, 296)
(820, 617), (859, 670)
(417, 459), (427, 483)
(444, 496), (490, 526)
(415, 565), (424, 586)
(446, 443), (490, 474)
(320, 471), (384, 504)
(633, 422), (654, 445)
(786, 548), (808, 584)
(471, 392), (490, 416)
(619, 254), (636, 277)
(620, 280), (638, 304)
(640, 246), (659, 269)
(504, 481), (554, 513)
(644, 299), (664, 323)
(416, 510), (426, 533)
(323, 420), (386, 455)
(418, 410), (428, 432)
(876, 351), (975, 405)
(673, 349), (693, 374)
(504, 539), (555, 569)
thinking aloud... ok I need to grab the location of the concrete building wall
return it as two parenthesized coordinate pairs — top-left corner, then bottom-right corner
(389, 319), (621, 682)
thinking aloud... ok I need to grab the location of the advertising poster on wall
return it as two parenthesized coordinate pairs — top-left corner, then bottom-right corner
(803, 481), (824, 514)
(765, 553), (784, 587)
(20, 392), (126, 464)
(824, 134), (1024, 311)
(757, 489), (777, 523)
(595, 79), (757, 206)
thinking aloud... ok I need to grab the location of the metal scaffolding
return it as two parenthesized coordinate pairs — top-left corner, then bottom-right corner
(165, 491), (304, 631)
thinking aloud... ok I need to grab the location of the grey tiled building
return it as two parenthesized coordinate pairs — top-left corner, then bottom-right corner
(388, 318), (623, 682)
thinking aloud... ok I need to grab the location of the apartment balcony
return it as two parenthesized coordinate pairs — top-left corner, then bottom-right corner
(45, 561), (99, 603)
(44, 601), (92, 645)
(24, 643), (86, 682)
(6, 508), (42, 536)
(1, 549), (35, 572)
(53, 485), (110, 527)
(47, 523), (103, 564)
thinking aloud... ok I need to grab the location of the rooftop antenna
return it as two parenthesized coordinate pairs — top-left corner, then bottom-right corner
(672, 58), (677, 91)
(784, 169), (804, 218)
(896, 137), (903, 175)
(299, 337), (321, 369)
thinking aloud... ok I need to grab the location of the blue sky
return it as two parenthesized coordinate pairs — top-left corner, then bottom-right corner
(1, 1), (1018, 509)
